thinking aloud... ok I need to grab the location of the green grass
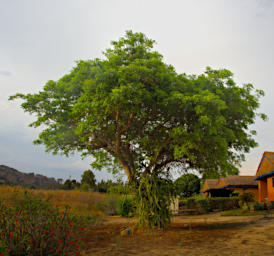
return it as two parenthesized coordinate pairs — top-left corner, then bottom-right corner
(221, 209), (274, 216)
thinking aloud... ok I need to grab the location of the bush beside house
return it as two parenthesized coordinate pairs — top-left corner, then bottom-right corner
(180, 197), (240, 214)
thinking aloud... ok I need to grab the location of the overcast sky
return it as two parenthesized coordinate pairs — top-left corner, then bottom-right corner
(0, 0), (273, 182)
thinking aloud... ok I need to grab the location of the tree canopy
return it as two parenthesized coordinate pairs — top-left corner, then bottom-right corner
(10, 31), (266, 228)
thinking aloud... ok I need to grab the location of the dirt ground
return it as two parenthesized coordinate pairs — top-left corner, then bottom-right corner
(84, 213), (274, 256)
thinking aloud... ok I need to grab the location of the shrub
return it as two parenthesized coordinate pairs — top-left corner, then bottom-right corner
(253, 202), (266, 211)
(231, 192), (240, 197)
(209, 197), (239, 211)
(96, 195), (119, 215)
(186, 198), (196, 209)
(267, 201), (274, 210)
(239, 192), (254, 210)
(196, 199), (211, 213)
(80, 183), (90, 191)
(179, 200), (186, 208)
(179, 197), (239, 215)
(118, 196), (135, 217)
(108, 184), (128, 195)
(0, 192), (86, 256)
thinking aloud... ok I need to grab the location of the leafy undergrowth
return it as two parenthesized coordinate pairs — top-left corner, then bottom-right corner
(0, 192), (88, 255)
(221, 209), (274, 216)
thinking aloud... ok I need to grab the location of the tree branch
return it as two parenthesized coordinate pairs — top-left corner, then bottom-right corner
(121, 113), (134, 134)
(115, 111), (121, 153)
(144, 137), (172, 175)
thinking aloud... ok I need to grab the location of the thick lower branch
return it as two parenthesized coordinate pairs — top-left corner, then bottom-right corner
(118, 157), (133, 181)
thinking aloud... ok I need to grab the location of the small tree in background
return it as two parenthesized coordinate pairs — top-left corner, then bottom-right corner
(63, 179), (73, 190)
(96, 180), (113, 193)
(175, 174), (201, 198)
(81, 169), (96, 190)
(57, 178), (63, 185)
(63, 179), (80, 190)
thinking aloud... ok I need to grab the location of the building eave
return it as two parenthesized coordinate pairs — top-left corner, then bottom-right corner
(254, 171), (274, 180)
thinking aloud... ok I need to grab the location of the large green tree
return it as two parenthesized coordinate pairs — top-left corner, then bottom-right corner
(10, 31), (265, 228)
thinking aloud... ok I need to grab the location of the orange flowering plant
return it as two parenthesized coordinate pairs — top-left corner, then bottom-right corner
(0, 192), (86, 255)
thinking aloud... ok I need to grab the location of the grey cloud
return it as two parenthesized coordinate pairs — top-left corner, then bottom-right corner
(257, 0), (274, 8)
(0, 71), (11, 76)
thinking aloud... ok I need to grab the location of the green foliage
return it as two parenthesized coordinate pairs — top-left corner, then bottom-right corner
(96, 180), (109, 193)
(209, 197), (239, 211)
(183, 194), (205, 201)
(96, 195), (119, 215)
(182, 197), (239, 213)
(239, 192), (254, 210)
(108, 183), (127, 195)
(196, 199), (211, 213)
(96, 179), (115, 193)
(118, 196), (135, 217)
(186, 198), (197, 209)
(239, 192), (254, 203)
(175, 173), (200, 198)
(10, 31), (266, 228)
(268, 201), (274, 210)
(231, 191), (240, 197)
(80, 183), (90, 191)
(180, 197), (239, 215)
(81, 170), (96, 190)
(253, 202), (266, 211)
(62, 179), (80, 190)
(0, 192), (85, 256)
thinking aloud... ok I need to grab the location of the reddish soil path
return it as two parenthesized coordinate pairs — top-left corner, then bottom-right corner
(84, 213), (274, 256)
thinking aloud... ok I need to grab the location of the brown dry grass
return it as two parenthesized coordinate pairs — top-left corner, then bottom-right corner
(0, 185), (107, 218)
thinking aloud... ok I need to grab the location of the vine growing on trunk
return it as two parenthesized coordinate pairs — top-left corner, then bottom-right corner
(134, 174), (176, 229)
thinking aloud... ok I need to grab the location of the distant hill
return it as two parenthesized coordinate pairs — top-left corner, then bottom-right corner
(0, 165), (59, 189)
